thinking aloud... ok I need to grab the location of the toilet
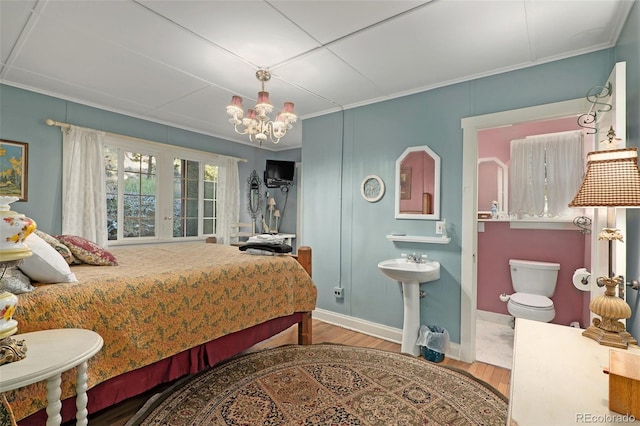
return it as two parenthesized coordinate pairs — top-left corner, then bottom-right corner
(499, 259), (560, 323)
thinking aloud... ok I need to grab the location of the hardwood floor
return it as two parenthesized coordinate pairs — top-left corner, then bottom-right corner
(84, 319), (510, 426)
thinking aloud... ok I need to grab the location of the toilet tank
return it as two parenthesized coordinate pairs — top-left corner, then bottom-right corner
(509, 259), (560, 297)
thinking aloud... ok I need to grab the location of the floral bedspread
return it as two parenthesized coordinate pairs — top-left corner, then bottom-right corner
(7, 242), (317, 421)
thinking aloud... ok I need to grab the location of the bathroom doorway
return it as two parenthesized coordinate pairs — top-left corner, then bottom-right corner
(474, 116), (589, 369)
(460, 63), (627, 364)
(459, 97), (591, 363)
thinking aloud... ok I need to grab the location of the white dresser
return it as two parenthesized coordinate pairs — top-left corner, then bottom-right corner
(509, 319), (640, 425)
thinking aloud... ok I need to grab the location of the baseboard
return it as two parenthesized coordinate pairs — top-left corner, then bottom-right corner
(476, 309), (513, 327)
(312, 308), (461, 360)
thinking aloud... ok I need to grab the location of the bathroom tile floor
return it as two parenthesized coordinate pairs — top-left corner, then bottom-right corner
(476, 319), (514, 370)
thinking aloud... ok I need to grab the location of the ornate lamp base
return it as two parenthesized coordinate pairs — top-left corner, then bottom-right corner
(583, 270), (636, 349)
(0, 336), (27, 365)
(582, 317), (638, 349)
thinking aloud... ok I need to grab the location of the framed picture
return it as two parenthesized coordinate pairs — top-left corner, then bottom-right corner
(400, 167), (411, 200)
(361, 175), (385, 203)
(0, 139), (28, 201)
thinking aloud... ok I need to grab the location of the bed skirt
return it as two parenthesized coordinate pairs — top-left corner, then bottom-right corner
(18, 312), (304, 425)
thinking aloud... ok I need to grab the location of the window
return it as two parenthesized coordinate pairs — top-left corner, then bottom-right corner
(510, 131), (584, 218)
(172, 159), (219, 238)
(105, 135), (229, 244)
(106, 148), (157, 240)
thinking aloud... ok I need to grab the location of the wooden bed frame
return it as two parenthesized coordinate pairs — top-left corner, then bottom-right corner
(293, 246), (313, 345)
(18, 246), (314, 425)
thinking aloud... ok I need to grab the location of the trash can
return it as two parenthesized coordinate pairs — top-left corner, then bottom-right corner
(416, 325), (450, 363)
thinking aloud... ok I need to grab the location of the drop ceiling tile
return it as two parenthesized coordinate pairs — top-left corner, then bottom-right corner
(527, 0), (631, 60)
(139, 0), (321, 68)
(3, 67), (154, 116)
(271, 0), (430, 44)
(329, 0), (532, 94)
(0, 0), (38, 65)
(12, 16), (209, 108)
(275, 48), (387, 109)
(22, 1), (259, 96)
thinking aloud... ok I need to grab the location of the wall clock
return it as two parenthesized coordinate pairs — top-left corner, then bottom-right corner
(361, 175), (385, 202)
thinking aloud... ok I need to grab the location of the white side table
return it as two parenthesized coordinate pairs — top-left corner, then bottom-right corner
(0, 328), (103, 426)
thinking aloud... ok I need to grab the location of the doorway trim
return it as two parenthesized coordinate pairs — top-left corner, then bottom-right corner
(459, 97), (590, 363)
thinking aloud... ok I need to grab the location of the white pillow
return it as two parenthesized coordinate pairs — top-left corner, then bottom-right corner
(18, 233), (78, 283)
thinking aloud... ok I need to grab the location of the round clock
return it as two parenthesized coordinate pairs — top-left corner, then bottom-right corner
(361, 175), (385, 202)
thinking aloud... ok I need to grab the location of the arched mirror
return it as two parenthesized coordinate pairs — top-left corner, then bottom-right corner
(477, 157), (508, 217)
(395, 146), (441, 220)
(247, 170), (262, 232)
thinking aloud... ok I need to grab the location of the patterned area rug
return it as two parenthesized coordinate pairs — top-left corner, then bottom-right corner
(126, 344), (508, 425)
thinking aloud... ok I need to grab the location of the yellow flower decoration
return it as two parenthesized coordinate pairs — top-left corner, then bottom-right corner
(2, 304), (15, 321)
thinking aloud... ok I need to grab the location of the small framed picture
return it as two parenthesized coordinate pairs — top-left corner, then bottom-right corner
(400, 167), (411, 200)
(0, 140), (28, 201)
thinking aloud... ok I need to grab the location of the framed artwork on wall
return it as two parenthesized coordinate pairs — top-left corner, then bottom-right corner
(400, 167), (411, 200)
(361, 175), (385, 202)
(0, 140), (28, 201)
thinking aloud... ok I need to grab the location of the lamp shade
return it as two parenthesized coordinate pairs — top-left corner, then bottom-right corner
(256, 91), (271, 107)
(227, 95), (243, 110)
(569, 147), (640, 208)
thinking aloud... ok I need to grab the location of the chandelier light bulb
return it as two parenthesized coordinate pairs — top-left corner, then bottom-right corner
(226, 69), (297, 145)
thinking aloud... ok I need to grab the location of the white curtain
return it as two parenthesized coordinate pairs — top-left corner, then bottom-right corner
(510, 138), (546, 216)
(510, 131), (584, 217)
(532, 131), (584, 217)
(217, 157), (240, 245)
(61, 125), (107, 246)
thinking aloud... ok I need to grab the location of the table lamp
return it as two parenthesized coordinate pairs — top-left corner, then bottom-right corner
(0, 195), (36, 364)
(569, 146), (640, 348)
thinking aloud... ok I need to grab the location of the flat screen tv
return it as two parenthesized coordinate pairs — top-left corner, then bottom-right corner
(265, 160), (295, 187)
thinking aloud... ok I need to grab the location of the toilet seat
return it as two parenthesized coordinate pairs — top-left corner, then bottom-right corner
(509, 292), (553, 309)
(507, 293), (556, 322)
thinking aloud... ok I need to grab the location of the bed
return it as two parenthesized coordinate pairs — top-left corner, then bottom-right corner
(6, 241), (317, 424)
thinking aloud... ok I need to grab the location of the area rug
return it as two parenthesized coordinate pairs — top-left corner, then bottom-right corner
(126, 344), (508, 425)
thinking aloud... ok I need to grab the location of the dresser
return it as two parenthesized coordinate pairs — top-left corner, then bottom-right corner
(509, 319), (640, 425)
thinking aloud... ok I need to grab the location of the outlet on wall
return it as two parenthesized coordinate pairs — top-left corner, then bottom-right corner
(435, 221), (446, 235)
(334, 286), (344, 299)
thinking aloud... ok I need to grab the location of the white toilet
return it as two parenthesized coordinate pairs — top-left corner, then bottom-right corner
(499, 259), (560, 323)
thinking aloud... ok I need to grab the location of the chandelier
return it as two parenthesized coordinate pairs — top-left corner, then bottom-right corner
(226, 70), (297, 145)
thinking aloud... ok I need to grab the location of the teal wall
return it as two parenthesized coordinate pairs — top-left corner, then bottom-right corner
(0, 85), (300, 235)
(302, 48), (621, 343)
(617, 2), (640, 337)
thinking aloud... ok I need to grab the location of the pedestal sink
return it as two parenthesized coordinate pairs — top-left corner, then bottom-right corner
(378, 258), (440, 356)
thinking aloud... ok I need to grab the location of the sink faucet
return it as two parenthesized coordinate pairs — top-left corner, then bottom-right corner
(405, 253), (427, 263)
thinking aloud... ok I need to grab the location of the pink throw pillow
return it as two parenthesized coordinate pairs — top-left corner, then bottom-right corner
(55, 235), (118, 266)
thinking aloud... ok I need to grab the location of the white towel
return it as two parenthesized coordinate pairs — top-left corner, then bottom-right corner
(247, 234), (285, 244)
(244, 249), (276, 256)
